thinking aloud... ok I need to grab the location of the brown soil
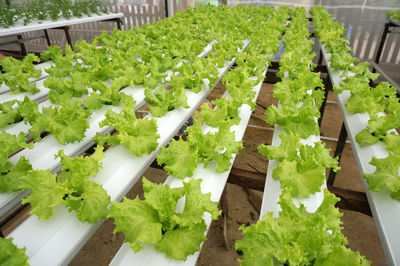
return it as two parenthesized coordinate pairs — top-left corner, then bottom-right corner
(69, 82), (387, 266)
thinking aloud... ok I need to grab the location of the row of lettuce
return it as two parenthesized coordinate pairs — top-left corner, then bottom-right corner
(0, 4), (250, 200)
(107, 6), (289, 260)
(236, 7), (371, 265)
(0, 5), (259, 264)
(312, 6), (400, 201)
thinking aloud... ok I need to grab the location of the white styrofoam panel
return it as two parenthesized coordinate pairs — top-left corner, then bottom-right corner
(321, 46), (400, 266)
(109, 68), (267, 266)
(6, 57), (240, 266)
(0, 13), (124, 37)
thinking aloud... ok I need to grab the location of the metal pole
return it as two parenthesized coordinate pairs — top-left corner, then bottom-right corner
(165, 0), (169, 17)
(374, 22), (390, 65)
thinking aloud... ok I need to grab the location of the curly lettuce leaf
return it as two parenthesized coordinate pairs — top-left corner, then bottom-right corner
(200, 97), (241, 127)
(258, 133), (301, 162)
(236, 189), (368, 265)
(1, 54), (41, 94)
(314, 245), (371, 266)
(0, 157), (32, 193)
(273, 160), (325, 197)
(108, 196), (163, 252)
(0, 131), (32, 173)
(265, 98), (320, 139)
(172, 178), (221, 228)
(64, 181), (110, 224)
(20, 146), (108, 222)
(345, 82), (396, 116)
(20, 169), (68, 220)
(29, 100), (91, 144)
(108, 178), (220, 260)
(155, 221), (207, 261)
(0, 237), (29, 266)
(145, 86), (189, 118)
(157, 138), (199, 179)
(186, 120), (242, 173)
(363, 153), (400, 200)
(99, 97), (159, 156)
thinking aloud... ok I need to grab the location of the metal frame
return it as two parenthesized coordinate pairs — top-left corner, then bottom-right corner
(374, 18), (400, 66)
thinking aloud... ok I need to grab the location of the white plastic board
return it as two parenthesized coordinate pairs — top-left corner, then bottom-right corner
(321, 46), (400, 266)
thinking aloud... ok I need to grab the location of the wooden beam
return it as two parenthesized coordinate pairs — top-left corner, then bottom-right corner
(327, 185), (372, 216)
(227, 168), (266, 191)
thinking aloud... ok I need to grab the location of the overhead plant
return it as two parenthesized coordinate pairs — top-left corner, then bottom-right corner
(0, 0), (109, 28)
(387, 10), (400, 21)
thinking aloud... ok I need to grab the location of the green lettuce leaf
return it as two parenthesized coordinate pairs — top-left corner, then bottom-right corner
(0, 157), (32, 193)
(108, 178), (220, 260)
(345, 82), (396, 116)
(145, 86), (189, 118)
(363, 153), (400, 200)
(1, 54), (41, 94)
(99, 96), (160, 156)
(157, 138), (199, 179)
(314, 245), (371, 266)
(108, 196), (163, 252)
(172, 178), (221, 228)
(0, 131), (33, 173)
(20, 169), (68, 220)
(383, 133), (400, 156)
(155, 221), (207, 261)
(0, 237), (29, 266)
(20, 145), (108, 222)
(265, 98), (320, 139)
(29, 100), (91, 144)
(258, 133), (301, 162)
(236, 189), (367, 265)
(200, 97), (241, 127)
(273, 160), (325, 197)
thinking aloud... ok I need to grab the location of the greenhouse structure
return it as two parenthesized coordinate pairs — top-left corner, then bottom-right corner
(0, 0), (399, 265)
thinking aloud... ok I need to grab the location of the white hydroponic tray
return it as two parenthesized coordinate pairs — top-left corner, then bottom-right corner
(321, 45), (400, 266)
